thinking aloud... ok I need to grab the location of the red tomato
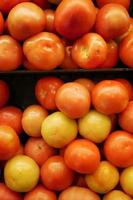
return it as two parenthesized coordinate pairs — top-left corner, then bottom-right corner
(55, 82), (91, 119)
(35, 77), (64, 110)
(41, 156), (74, 191)
(24, 137), (56, 166)
(7, 2), (46, 41)
(71, 33), (107, 69)
(99, 40), (118, 68)
(0, 106), (22, 135)
(24, 184), (57, 200)
(104, 130), (133, 168)
(0, 80), (10, 108)
(0, 35), (23, 71)
(44, 9), (56, 33)
(55, 0), (96, 40)
(115, 79), (133, 100)
(15, 143), (24, 155)
(96, 0), (130, 10)
(119, 33), (133, 68)
(0, 183), (22, 200)
(59, 186), (100, 200)
(60, 46), (79, 69)
(32, 0), (49, 9)
(119, 101), (133, 133)
(95, 4), (130, 40)
(0, 12), (4, 34)
(64, 139), (101, 174)
(23, 58), (37, 70)
(92, 80), (129, 115)
(74, 78), (95, 93)
(0, 125), (20, 160)
(23, 32), (65, 70)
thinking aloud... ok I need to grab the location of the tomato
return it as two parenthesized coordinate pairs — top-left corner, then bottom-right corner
(58, 186), (100, 200)
(0, 183), (22, 200)
(99, 40), (118, 68)
(24, 184), (57, 200)
(22, 105), (48, 137)
(109, 114), (117, 132)
(74, 78), (95, 93)
(103, 190), (132, 200)
(71, 33), (107, 69)
(119, 101), (133, 133)
(35, 77), (64, 110)
(15, 143), (24, 155)
(24, 137), (56, 166)
(60, 46), (79, 69)
(0, 35), (23, 71)
(44, 9), (56, 33)
(0, 106), (22, 135)
(23, 32), (65, 70)
(0, 125), (20, 160)
(55, 82), (91, 119)
(73, 174), (88, 188)
(96, 0), (130, 10)
(7, 2), (46, 41)
(119, 33), (133, 68)
(23, 58), (37, 70)
(92, 80), (129, 115)
(115, 79), (133, 100)
(95, 4), (130, 40)
(0, 12), (4, 34)
(41, 156), (74, 191)
(64, 139), (101, 174)
(104, 130), (133, 168)
(55, 0), (96, 40)
(4, 20), (9, 34)
(32, 0), (49, 9)
(0, 80), (10, 108)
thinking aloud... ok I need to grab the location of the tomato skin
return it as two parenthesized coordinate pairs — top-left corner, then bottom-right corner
(44, 9), (56, 33)
(99, 40), (118, 68)
(32, 0), (49, 9)
(75, 78), (95, 93)
(119, 33), (133, 68)
(96, 0), (130, 10)
(95, 4), (130, 40)
(35, 77), (64, 110)
(24, 184), (57, 200)
(0, 125), (20, 160)
(0, 12), (4, 34)
(0, 183), (22, 200)
(64, 139), (101, 174)
(7, 2), (46, 41)
(92, 80), (129, 115)
(23, 32), (65, 70)
(41, 156), (74, 191)
(0, 106), (22, 135)
(55, 0), (96, 40)
(72, 33), (107, 69)
(0, 80), (10, 108)
(104, 130), (133, 168)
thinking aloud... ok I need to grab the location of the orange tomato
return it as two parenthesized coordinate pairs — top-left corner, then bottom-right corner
(74, 78), (95, 93)
(44, 9), (56, 33)
(0, 80), (10, 108)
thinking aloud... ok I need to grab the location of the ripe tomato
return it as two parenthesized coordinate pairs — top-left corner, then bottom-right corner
(32, 0), (49, 9)
(23, 32), (65, 70)
(0, 12), (4, 34)
(15, 143), (24, 155)
(24, 184), (57, 200)
(0, 125), (20, 160)
(59, 186), (100, 200)
(7, 2), (46, 41)
(64, 139), (101, 174)
(60, 46), (79, 69)
(0, 183), (22, 200)
(35, 77), (64, 110)
(44, 9), (56, 33)
(92, 80), (129, 114)
(23, 58), (37, 70)
(119, 101), (133, 133)
(24, 137), (56, 166)
(0, 106), (22, 135)
(103, 190), (132, 200)
(73, 174), (88, 188)
(0, 80), (9, 108)
(95, 4), (130, 40)
(71, 33), (107, 69)
(0, 35), (23, 71)
(99, 40), (118, 68)
(55, 82), (91, 119)
(96, 0), (130, 10)
(119, 33), (133, 68)
(104, 130), (133, 168)
(22, 105), (48, 137)
(41, 156), (74, 191)
(55, 0), (96, 40)
(74, 78), (95, 93)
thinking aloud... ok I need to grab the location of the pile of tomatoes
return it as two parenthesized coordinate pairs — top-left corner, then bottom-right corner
(0, 0), (132, 71)
(0, 76), (133, 200)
